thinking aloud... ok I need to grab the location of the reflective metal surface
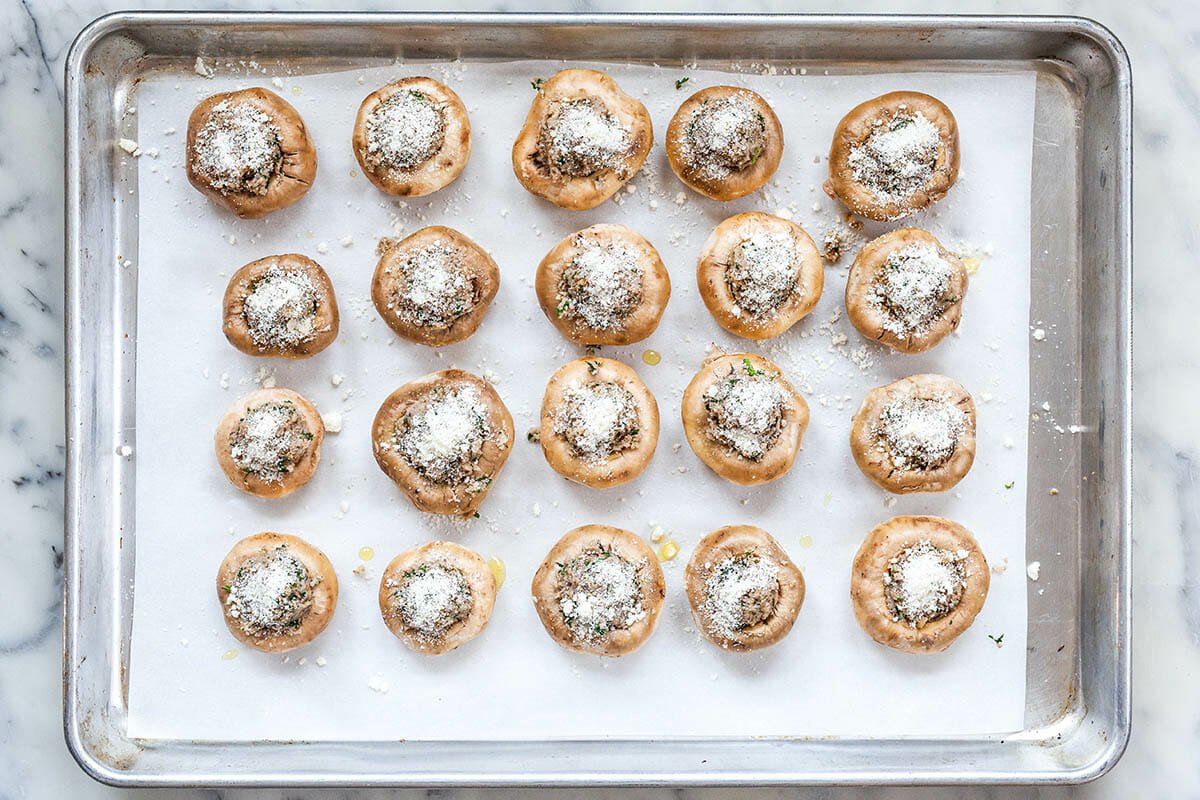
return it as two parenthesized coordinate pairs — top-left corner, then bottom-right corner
(63, 12), (1132, 787)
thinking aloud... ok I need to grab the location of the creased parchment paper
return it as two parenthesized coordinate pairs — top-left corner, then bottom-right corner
(127, 58), (1034, 740)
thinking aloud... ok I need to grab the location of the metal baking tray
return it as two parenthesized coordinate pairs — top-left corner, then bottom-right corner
(64, 11), (1131, 787)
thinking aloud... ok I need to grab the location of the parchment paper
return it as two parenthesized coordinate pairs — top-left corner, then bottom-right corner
(126, 58), (1034, 740)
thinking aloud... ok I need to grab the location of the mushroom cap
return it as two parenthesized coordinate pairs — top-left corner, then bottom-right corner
(849, 373), (977, 493)
(531, 524), (666, 657)
(539, 357), (660, 489)
(186, 87), (317, 219)
(850, 515), (989, 653)
(684, 525), (805, 651)
(378, 541), (497, 655)
(216, 532), (339, 653)
(681, 352), (809, 485)
(697, 212), (824, 340)
(214, 387), (325, 499)
(534, 224), (670, 346)
(666, 85), (784, 201)
(824, 91), (959, 222)
(371, 369), (514, 517)
(371, 226), (500, 347)
(352, 76), (471, 197)
(221, 253), (339, 359)
(511, 68), (653, 210)
(845, 227), (968, 354)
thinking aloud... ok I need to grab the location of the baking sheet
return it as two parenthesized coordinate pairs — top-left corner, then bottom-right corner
(126, 59), (1034, 741)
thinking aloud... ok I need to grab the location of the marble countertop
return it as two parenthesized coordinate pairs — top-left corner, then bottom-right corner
(0, 0), (1180, 796)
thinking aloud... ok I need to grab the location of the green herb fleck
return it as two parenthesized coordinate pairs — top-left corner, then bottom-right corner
(742, 357), (759, 377)
(221, 585), (231, 593)
(675, 76), (690, 90)
(1004, 481), (1015, 490)
(586, 360), (602, 375)
(531, 77), (545, 91)
(988, 633), (1005, 648)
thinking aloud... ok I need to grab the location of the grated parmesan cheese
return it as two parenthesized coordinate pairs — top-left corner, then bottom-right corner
(556, 545), (646, 643)
(703, 553), (781, 639)
(364, 89), (446, 172)
(241, 263), (319, 349)
(725, 230), (802, 318)
(875, 396), (966, 471)
(392, 384), (490, 486)
(870, 242), (956, 338)
(555, 236), (642, 331)
(848, 111), (941, 206)
(677, 92), (767, 181)
(553, 381), (640, 462)
(883, 540), (966, 627)
(225, 545), (314, 636)
(229, 401), (313, 482)
(703, 363), (786, 461)
(388, 562), (473, 641)
(192, 100), (281, 196)
(537, 98), (631, 178)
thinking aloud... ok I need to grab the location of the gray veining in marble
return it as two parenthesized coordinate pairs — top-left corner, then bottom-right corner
(0, 0), (1189, 797)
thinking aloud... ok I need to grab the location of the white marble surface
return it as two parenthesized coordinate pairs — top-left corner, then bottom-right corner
(0, 0), (1181, 796)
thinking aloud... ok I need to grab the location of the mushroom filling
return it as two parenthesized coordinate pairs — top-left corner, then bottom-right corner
(555, 237), (643, 331)
(391, 384), (492, 488)
(388, 562), (473, 640)
(553, 380), (640, 463)
(387, 242), (478, 330)
(229, 401), (314, 482)
(847, 111), (941, 205)
(536, 98), (632, 178)
(883, 540), (967, 628)
(875, 396), (966, 471)
(703, 551), (781, 639)
(224, 545), (314, 636)
(555, 544), (646, 643)
(703, 360), (786, 461)
(868, 242), (957, 338)
(192, 100), (283, 196)
(724, 231), (802, 318)
(242, 264), (320, 348)
(364, 89), (447, 172)
(682, 94), (768, 180)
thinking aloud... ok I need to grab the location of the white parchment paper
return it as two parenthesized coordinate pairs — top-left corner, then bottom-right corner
(126, 58), (1034, 741)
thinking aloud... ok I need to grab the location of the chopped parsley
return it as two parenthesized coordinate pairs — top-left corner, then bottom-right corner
(675, 76), (690, 90)
(1004, 481), (1015, 490)
(987, 633), (1005, 648)
(531, 77), (545, 91)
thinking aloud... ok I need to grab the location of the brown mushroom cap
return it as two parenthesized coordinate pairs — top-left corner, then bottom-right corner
(214, 387), (325, 499)
(697, 212), (824, 340)
(378, 541), (497, 655)
(681, 352), (809, 485)
(512, 69), (653, 210)
(538, 357), (660, 489)
(216, 532), (339, 653)
(850, 515), (989, 653)
(666, 86), (784, 201)
(685, 525), (805, 652)
(221, 253), (339, 359)
(535, 224), (671, 346)
(824, 91), (959, 222)
(371, 226), (500, 347)
(371, 369), (514, 516)
(352, 76), (471, 197)
(186, 88), (317, 219)
(850, 373), (977, 494)
(531, 524), (666, 657)
(845, 227), (968, 354)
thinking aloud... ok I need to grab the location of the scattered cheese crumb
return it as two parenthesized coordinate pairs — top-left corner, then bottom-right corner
(116, 444), (133, 457)
(321, 409), (343, 433)
(1032, 328), (1046, 341)
(330, 373), (344, 387)
(531, 502), (542, 517)
(117, 138), (141, 156)
(194, 57), (214, 78)
(316, 656), (327, 667)
(1026, 561), (1041, 581)
(367, 674), (389, 693)
(316, 241), (328, 254)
